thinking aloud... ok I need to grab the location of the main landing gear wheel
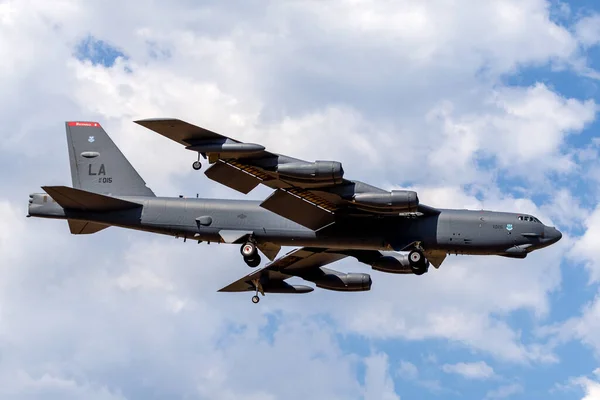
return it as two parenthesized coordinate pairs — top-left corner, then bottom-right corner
(192, 161), (202, 170)
(408, 250), (428, 275)
(409, 250), (423, 264)
(240, 242), (257, 258)
(244, 254), (261, 268)
(252, 295), (260, 304)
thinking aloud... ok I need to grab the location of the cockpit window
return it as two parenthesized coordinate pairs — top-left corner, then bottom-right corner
(518, 215), (541, 223)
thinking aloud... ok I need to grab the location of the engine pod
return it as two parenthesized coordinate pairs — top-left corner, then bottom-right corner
(276, 160), (344, 184)
(353, 190), (419, 211)
(312, 268), (372, 292)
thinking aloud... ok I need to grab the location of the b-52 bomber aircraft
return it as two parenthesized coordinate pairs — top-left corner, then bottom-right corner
(27, 119), (562, 303)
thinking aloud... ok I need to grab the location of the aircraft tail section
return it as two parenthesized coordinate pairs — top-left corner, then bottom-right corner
(65, 121), (155, 197)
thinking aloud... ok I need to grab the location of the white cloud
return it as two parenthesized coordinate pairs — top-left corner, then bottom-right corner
(0, 371), (126, 400)
(572, 369), (600, 400)
(442, 361), (495, 379)
(485, 383), (523, 399)
(395, 360), (448, 394)
(363, 353), (401, 400)
(553, 369), (600, 400)
(425, 83), (597, 183)
(551, 292), (600, 357)
(398, 361), (419, 380)
(570, 204), (600, 283)
(541, 188), (589, 231)
(1, 0), (599, 398)
(576, 14), (600, 48)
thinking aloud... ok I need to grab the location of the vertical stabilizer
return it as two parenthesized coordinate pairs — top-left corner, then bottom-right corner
(65, 121), (155, 197)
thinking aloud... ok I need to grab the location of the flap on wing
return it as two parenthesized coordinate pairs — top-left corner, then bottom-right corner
(257, 242), (281, 261)
(260, 189), (336, 230)
(42, 186), (142, 212)
(68, 220), (109, 235)
(204, 161), (262, 194)
(424, 249), (447, 269)
(266, 247), (348, 273)
(219, 230), (253, 244)
(135, 118), (228, 146)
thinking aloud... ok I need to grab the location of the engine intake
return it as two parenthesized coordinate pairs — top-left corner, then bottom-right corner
(277, 160), (344, 184)
(371, 254), (412, 274)
(369, 251), (429, 274)
(353, 190), (419, 211)
(313, 271), (372, 292)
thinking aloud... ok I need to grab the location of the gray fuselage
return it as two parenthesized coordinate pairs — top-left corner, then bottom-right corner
(28, 194), (562, 257)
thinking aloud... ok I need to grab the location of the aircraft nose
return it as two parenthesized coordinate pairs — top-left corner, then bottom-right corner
(544, 226), (562, 244)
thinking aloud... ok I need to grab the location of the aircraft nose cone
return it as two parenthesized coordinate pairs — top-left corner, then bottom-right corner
(544, 226), (562, 244)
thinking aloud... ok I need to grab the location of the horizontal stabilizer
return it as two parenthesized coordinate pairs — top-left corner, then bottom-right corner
(68, 220), (109, 235)
(42, 186), (142, 212)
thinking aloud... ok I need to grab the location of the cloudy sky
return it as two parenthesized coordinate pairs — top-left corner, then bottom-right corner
(2, 0), (600, 398)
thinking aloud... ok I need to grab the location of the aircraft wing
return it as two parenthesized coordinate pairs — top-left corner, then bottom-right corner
(136, 118), (440, 230)
(218, 247), (377, 294)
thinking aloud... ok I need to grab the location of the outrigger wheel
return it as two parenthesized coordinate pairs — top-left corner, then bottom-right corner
(251, 278), (263, 304)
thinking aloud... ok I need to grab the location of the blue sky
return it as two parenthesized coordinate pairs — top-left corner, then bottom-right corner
(2, 0), (600, 399)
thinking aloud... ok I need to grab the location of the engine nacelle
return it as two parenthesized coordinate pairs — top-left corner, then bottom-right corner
(276, 160), (344, 184)
(314, 272), (372, 292)
(370, 252), (429, 274)
(353, 190), (419, 211)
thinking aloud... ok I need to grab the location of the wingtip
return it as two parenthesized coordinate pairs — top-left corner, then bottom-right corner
(133, 118), (181, 125)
